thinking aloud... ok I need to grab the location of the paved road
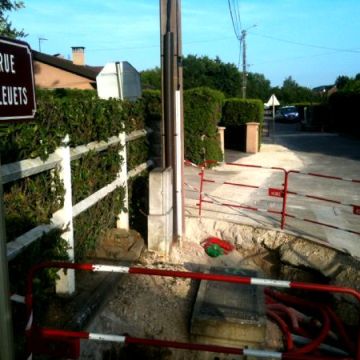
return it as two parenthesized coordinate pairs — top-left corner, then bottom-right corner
(184, 124), (360, 258)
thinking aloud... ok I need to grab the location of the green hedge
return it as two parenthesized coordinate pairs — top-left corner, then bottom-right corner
(221, 98), (263, 151)
(222, 98), (263, 126)
(329, 92), (360, 135)
(184, 87), (224, 164)
(1, 89), (149, 295)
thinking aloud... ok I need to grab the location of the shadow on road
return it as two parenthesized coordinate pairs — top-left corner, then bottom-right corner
(268, 123), (360, 161)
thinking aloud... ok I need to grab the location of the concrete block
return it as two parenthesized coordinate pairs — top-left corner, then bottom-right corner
(148, 209), (173, 255)
(149, 167), (172, 215)
(191, 267), (266, 348)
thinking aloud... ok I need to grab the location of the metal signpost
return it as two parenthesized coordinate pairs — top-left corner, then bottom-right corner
(0, 36), (36, 360)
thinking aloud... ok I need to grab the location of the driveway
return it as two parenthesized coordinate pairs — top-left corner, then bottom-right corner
(184, 123), (360, 258)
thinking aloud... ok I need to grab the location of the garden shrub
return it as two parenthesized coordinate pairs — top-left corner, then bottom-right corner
(221, 98), (263, 151)
(1, 88), (149, 295)
(184, 87), (224, 164)
(329, 92), (360, 136)
(222, 98), (263, 126)
(142, 90), (162, 162)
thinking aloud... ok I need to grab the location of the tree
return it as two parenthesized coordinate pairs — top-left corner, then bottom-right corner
(274, 76), (317, 104)
(183, 55), (242, 97)
(335, 75), (351, 90)
(141, 55), (273, 100)
(0, 0), (25, 38)
(246, 73), (272, 101)
(334, 74), (360, 93)
(140, 67), (161, 90)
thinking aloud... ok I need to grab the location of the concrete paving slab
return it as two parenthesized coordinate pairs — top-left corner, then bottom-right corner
(191, 267), (266, 348)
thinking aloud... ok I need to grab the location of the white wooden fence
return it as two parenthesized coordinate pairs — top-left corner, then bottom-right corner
(3, 129), (153, 294)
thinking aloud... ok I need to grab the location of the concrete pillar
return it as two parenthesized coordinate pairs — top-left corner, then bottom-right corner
(148, 167), (173, 255)
(217, 126), (226, 161)
(246, 122), (259, 153)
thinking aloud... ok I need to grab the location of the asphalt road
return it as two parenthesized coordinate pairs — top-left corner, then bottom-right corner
(184, 123), (360, 258)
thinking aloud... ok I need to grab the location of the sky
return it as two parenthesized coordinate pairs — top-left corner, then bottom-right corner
(8, 0), (360, 88)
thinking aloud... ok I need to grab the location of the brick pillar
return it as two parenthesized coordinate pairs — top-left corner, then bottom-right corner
(246, 122), (259, 153)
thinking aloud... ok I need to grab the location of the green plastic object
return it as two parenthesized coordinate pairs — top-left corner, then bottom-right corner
(205, 244), (224, 257)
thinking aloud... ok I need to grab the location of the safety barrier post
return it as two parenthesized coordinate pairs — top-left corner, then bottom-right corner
(281, 170), (290, 229)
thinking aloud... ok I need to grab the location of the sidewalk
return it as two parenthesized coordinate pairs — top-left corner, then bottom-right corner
(184, 124), (360, 258)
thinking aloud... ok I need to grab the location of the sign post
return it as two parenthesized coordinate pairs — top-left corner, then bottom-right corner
(0, 36), (36, 360)
(265, 94), (280, 139)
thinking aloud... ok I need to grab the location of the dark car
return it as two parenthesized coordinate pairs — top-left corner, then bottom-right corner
(275, 106), (300, 122)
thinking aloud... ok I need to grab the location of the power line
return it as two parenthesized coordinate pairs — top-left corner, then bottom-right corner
(250, 31), (360, 54)
(233, 0), (242, 35)
(86, 36), (235, 52)
(252, 50), (342, 67)
(228, 0), (241, 40)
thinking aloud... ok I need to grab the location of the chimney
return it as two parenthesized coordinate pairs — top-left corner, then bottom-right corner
(71, 46), (85, 65)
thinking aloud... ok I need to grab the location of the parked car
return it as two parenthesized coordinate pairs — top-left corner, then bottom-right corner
(275, 106), (300, 122)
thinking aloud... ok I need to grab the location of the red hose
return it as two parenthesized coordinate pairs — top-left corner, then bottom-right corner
(266, 309), (294, 351)
(265, 289), (331, 354)
(325, 305), (355, 354)
(283, 354), (352, 360)
(268, 303), (300, 331)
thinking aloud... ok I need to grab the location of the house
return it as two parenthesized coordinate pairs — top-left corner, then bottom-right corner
(32, 47), (101, 89)
(312, 84), (337, 96)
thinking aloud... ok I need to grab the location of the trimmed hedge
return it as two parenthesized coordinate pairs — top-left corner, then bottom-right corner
(184, 87), (224, 164)
(142, 90), (162, 161)
(1, 88), (148, 295)
(329, 92), (360, 135)
(222, 98), (263, 126)
(221, 98), (263, 151)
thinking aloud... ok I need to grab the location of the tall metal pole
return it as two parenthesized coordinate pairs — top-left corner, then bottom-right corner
(0, 160), (14, 360)
(160, 0), (185, 243)
(241, 30), (247, 99)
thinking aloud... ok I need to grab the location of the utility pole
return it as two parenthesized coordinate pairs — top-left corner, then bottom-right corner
(241, 29), (247, 99)
(240, 25), (256, 99)
(160, 0), (185, 243)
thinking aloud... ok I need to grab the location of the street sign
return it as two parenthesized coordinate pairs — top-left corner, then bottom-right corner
(265, 94), (280, 107)
(0, 36), (36, 122)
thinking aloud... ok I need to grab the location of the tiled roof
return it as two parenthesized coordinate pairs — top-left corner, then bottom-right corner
(32, 50), (102, 80)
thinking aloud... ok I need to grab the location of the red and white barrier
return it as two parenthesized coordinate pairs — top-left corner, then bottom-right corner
(25, 261), (360, 360)
(193, 160), (360, 236)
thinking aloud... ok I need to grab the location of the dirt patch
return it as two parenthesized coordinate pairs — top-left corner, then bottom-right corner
(80, 242), (284, 359)
(78, 218), (359, 359)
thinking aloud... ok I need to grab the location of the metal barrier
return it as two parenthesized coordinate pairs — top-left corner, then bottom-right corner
(190, 160), (360, 237)
(25, 261), (360, 359)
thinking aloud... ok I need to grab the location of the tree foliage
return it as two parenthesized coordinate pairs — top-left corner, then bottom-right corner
(336, 74), (360, 93)
(272, 76), (318, 104)
(141, 55), (273, 100)
(183, 55), (242, 98)
(0, 0), (25, 38)
(140, 67), (161, 90)
(247, 73), (272, 101)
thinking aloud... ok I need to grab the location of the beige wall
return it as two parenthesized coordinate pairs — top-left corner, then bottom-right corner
(34, 61), (95, 90)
